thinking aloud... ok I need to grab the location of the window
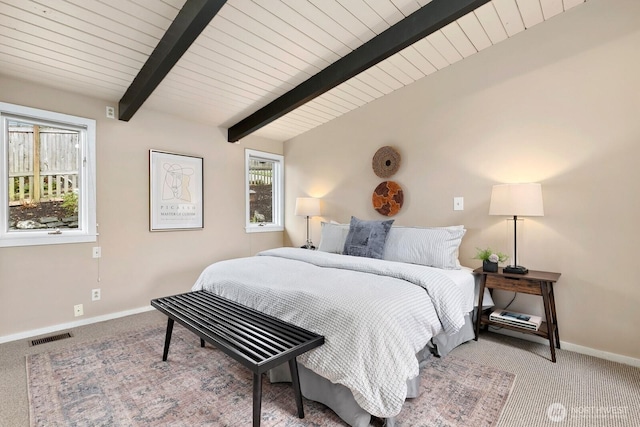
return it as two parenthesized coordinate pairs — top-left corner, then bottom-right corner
(245, 149), (284, 233)
(0, 102), (96, 247)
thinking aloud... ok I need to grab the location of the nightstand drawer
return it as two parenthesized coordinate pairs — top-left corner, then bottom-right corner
(485, 275), (542, 295)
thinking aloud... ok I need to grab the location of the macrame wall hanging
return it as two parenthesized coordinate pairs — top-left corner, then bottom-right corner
(372, 145), (401, 178)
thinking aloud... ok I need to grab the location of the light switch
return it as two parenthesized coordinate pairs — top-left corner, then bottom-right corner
(453, 197), (464, 211)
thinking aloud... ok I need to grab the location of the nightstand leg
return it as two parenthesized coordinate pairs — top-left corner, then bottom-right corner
(548, 283), (560, 349)
(475, 274), (487, 340)
(541, 282), (556, 362)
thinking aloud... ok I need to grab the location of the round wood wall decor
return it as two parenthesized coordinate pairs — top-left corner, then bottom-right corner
(372, 146), (401, 178)
(372, 181), (404, 217)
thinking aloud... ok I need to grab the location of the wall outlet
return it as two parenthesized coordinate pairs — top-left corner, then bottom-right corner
(91, 288), (101, 301)
(92, 246), (101, 258)
(453, 196), (464, 211)
(74, 304), (83, 317)
(106, 106), (115, 119)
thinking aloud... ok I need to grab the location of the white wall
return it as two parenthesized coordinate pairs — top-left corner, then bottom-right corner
(284, 0), (640, 361)
(0, 76), (283, 339)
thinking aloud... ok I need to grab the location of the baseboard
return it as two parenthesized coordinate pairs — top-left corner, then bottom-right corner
(561, 341), (640, 368)
(490, 328), (640, 368)
(0, 305), (155, 344)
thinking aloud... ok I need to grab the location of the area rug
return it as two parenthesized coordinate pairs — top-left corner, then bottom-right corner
(27, 325), (514, 426)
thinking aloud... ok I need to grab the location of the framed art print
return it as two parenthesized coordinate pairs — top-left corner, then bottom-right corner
(149, 150), (203, 231)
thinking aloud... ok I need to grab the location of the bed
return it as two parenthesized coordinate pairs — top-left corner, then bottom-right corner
(191, 218), (493, 426)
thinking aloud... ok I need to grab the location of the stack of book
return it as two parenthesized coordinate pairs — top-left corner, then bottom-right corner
(489, 309), (542, 331)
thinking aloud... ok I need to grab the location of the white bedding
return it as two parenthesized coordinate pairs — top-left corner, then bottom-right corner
(436, 266), (475, 313)
(192, 247), (470, 418)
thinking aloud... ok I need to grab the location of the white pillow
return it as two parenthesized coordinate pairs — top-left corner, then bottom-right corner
(317, 222), (350, 253)
(318, 222), (465, 269)
(382, 225), (466, 270)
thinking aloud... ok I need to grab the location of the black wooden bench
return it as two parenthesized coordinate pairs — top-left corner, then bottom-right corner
(151, 290), (324, 427)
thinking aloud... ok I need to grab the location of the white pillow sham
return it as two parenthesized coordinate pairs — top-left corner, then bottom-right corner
(382, 225), (465, 270)
(317, 221), (465, 270)
(317, 221), (350, 254)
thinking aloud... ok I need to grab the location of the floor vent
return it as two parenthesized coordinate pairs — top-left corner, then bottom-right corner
(30, 332), (73, 346)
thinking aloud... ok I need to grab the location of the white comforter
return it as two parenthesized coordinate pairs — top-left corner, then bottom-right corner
(191, 247), (467, 417)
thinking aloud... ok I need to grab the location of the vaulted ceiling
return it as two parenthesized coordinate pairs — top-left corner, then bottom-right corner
(0, 0), (586, 142)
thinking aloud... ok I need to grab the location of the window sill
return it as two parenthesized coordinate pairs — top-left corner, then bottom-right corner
(0, 232), (98, 248)
(245, 225), (284, 233)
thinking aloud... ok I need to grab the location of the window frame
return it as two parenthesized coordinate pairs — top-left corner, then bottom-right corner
(245, 149), (284, 233)
(0, 102), (97, 247)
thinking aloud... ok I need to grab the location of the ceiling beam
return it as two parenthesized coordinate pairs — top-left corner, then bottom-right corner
(118, 0), (227, 122)
(228, 0), (490, 142)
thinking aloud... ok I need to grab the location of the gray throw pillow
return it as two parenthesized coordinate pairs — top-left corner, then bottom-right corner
(343, 216), (394, 259)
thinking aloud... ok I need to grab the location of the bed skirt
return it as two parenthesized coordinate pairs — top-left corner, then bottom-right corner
(268, 311), (476, 427)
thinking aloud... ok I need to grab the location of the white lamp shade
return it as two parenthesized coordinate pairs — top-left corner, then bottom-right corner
(489, 183), (544, 217)
(295, 197), (321, 217)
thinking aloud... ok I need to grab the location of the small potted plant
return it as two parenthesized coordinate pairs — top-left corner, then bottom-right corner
(474, 248), (508, 272)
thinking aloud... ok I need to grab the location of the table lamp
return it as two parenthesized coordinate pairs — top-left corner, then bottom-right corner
(489, 183), (544, 274)
(295, 197), (321, 249)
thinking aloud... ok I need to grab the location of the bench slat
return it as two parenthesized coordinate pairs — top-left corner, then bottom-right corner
(182, 294), (294, 351)
(176, 291), (319, 346)
(190, 291), (317, 343)
(160, 297), (280, 362)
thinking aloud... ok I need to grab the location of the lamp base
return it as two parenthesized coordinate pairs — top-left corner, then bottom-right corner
(503, 265), (528, 274)
(300, 243), (316, 250)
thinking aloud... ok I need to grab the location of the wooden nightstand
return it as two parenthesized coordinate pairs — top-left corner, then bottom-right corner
(474, 267), (561, 362)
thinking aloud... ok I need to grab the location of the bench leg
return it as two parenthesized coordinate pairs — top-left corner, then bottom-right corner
(162, 318), (174, 361)
(253, 373), (262, 427)
(200, 338), (205, 348)
(288, 358), (304, 418)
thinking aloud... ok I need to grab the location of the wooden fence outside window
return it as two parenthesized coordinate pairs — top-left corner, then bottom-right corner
(248, 160), (273, 186)
(8, 126), (79, 205)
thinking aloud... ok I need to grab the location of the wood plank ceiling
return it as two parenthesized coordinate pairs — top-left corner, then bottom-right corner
(0, 0), (587, 142)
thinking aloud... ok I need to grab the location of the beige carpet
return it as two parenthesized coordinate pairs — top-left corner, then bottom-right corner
(448, 332), (640, 427)
(26, 324), (514, 426)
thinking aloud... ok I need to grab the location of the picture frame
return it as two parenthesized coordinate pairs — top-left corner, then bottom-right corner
(149, 150), (203, 231)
